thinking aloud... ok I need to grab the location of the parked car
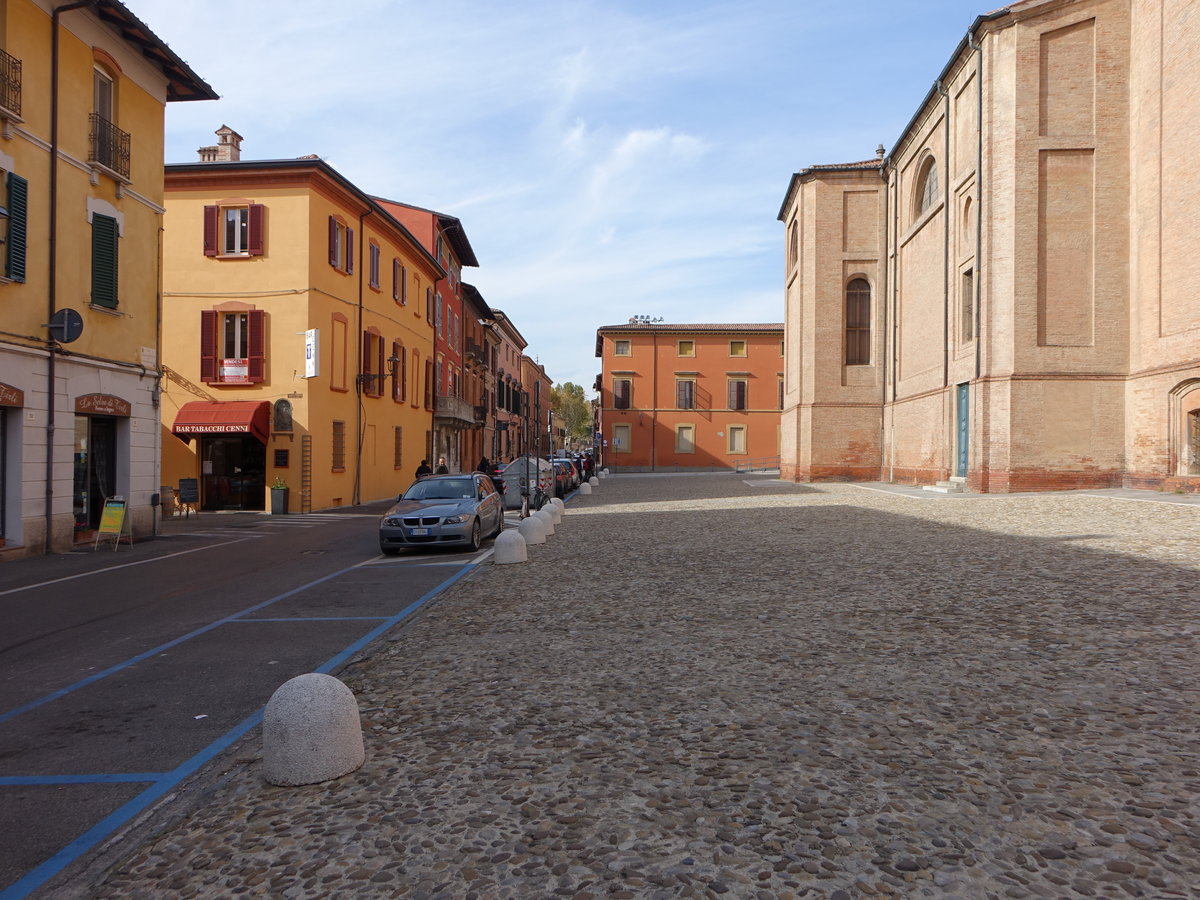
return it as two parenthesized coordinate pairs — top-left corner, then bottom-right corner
(550, 458), (578, 492)
(378, 473), (503, 555)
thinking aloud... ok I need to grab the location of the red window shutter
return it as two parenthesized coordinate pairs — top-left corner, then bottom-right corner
(401, 266), (408, 305)
(200, 310), (218, 381)
(247, 204), (265, 256)
(346, 229), (354, 274)
(361, 331), (371, 394)
(392, 259), (400, 301)
(425, 360), (433, 409)
(203, 206), (219, 257)
(328, 217), (338, 267)
(247, 310), (266, 382)
(376, 338), (385, 396)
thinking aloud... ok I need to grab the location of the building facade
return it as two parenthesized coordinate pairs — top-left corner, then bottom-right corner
(461, 283), (494, 468)
(0, 0), (214, 557)
(779, 0), (1200, 493)
(374, 199), (479, 472)
(490, 310), (527, 462)
(161, 143), (441, 513)
(596, 323), (785, 471)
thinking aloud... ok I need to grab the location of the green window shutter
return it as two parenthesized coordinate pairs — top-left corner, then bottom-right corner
(91, 213), (119, 308)
(6, 173), (27, 282)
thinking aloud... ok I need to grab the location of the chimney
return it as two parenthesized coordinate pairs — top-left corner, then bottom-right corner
(198, 125), (244, 162)
(876, 144), (886, 159)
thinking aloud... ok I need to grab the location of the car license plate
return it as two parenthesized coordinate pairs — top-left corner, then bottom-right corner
(409, 528), (430, 536)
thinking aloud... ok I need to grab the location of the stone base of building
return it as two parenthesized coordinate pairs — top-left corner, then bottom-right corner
(971, 468), (1124, 493)
(781, 464), (884, 483)
(1124, 473), (1200, 494)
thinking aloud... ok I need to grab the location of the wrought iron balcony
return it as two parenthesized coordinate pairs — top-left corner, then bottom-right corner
(88, 113), (131, 179)
(0, 48), (20, 117)
(435, 394), (476, 426)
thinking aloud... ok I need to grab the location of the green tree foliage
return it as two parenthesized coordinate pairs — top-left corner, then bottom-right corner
(551, 382), (592, 441)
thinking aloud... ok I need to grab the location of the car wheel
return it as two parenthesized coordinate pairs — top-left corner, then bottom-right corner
(490, 511), (503, 538)
(467, 520), (481, 551)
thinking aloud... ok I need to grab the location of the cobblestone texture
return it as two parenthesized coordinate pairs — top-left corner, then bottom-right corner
(88, 476), (1200, 899)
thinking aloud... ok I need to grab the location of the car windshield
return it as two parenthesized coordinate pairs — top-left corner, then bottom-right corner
(403, 478), (475, 501)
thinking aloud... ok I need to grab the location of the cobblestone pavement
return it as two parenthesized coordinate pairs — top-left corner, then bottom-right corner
(78, 475), (1200, 899)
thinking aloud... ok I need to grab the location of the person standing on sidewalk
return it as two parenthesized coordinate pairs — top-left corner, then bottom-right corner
(434, 457), (449, 474)
(414, 459), (432, 479)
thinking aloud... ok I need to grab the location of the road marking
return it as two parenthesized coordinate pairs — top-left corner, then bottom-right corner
(0, 564), (359, 726)
(0, 773), (164, 786)
(0, 538), (253, 599)
(0, 560), (480, 900)
(231, 616), (391, 623)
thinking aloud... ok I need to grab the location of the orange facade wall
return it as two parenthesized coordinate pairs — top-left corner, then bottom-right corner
(598, 327), (784, 470)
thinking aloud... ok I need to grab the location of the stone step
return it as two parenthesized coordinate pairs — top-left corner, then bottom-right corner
(922, 480), (964, 493)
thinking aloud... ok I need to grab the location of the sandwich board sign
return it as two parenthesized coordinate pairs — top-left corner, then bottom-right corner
(94, 496), (131, 550)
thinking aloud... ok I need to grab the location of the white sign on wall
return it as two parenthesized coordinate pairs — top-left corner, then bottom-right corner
(304, 328), (320, 378)
(220, 358), (249, 383)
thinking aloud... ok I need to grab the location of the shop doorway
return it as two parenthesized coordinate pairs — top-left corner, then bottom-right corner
(201, 435), (265, 510)
(73, 415), (118, 531)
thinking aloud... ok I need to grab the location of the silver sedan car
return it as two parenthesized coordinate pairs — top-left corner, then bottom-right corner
(378, 473), (504, 555)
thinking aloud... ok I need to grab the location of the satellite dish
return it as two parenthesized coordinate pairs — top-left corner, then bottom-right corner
(48, 308), (84, 343)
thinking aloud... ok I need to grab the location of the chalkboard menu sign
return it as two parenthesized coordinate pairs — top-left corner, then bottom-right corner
(178, 478), (199, 504)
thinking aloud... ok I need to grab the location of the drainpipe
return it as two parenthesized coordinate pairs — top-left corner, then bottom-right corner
(889, 164), (899, 482)
(878, 155), (889, 482)
(48, 1), (98, 554)
(352, 208), (368, 505)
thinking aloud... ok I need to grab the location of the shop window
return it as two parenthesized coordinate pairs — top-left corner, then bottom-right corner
(91, 213), (119, 308)
(203, 203), (264, 256)
(200, 309), (266, 383)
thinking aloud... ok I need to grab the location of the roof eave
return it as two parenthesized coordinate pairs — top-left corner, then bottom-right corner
(96, 0), (218, 102)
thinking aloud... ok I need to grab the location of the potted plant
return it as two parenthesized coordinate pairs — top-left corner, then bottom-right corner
(269, 476), (289, 515)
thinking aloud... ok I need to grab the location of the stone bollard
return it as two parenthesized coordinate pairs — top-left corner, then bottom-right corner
(601, 467), (610, 476)
(263, 673), (365, 786)
(588, 476), (599, 487)
(534, 507), (556, 536)
(517, 515), (546, 545)
(495, 528), (529, 562)
(579, 482), (592, 495)
(550, 497), (566, 516)
(543, 502), (562, 524)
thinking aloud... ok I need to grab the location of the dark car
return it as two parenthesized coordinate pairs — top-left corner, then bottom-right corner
(379, 473), (503, 555)
(551, 458), (579, 491)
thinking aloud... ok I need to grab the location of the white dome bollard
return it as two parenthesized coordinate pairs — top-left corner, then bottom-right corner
(543, 502), (562, 524)
(263, 673), (365, 786)
(517, 515), (546, 545)
(579, 482), (592, 495)
(495, 528), (529, 562)
(534, 507), (556, 535)
(588, 476), (600, 487)
(550, 497), (566, 516)
(601, 468), (610, 476)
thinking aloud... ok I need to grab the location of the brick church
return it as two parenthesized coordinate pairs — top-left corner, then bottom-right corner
(778, 0), (1199, 492)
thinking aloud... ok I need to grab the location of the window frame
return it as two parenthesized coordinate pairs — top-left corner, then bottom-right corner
(728, 340), (747, 358)
(675, 424), (695, 454)
(727, 425), (747, 455)
(90, 212), (119, 309)
(915, 154), (939, 217)
(332, 420), (346, 471)
(368, 241), (381, 290)
(845, 278), (872, 366)
(676, 378), (696, 410)
(613, 377), (632, 410)
(3, 171), (27, 282)
(612, 423), (632, 454)
(677, 340), (695, 357)
(727, 378), (748, 411)
(613, 339), (631, 357)
(200, 308), (266, 384)
(328, 216), (354, 274)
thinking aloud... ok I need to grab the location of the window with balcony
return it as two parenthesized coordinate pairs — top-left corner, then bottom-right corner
(0, 47), (22, 118)
(203, 203), (264, 257)
(89, 66), (129, 179)
(200, 309), (266, 384)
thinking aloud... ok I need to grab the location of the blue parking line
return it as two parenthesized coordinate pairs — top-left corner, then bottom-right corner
(231, 617), (391, 623)
(0, 558), (480, 900)
(0, 565), (359, 726)
(0, 773), (163, 786)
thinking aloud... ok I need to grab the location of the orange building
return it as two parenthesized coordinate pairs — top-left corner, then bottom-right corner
(595, 322), (785, 471)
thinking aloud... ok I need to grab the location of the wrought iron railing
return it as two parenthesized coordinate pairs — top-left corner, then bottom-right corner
(733, 456), (781, 474)
(88, 113), (131, 179)
(0, 49), (20, 116)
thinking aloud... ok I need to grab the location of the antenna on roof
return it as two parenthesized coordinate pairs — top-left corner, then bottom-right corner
(629, 315), (664, 324)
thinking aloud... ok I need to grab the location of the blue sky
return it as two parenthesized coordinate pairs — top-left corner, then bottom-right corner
(128, 0), (990, 394)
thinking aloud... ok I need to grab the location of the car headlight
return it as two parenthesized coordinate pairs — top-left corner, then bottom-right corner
(382, 516), (401, 526)
(443, 514), (468, 524)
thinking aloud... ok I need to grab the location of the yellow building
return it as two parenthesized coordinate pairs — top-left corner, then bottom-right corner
(0, 1), (215, 556)
(160, 134), (441, 513)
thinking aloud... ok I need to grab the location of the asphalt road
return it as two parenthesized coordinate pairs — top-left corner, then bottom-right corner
(0, 504), (499, 898)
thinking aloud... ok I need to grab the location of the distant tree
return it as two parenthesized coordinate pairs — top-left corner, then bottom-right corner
(551, 382), (591, 442)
